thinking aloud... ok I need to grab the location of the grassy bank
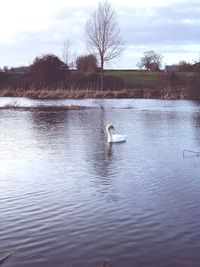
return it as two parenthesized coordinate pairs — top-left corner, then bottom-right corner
(0, 88), (143, 99)
(105, 69), (161, 88)
(0, 87), (192, 100)
(0, 70), (199, 100)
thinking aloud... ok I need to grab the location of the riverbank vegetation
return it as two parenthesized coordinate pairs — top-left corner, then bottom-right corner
(0, 56), (200, 100)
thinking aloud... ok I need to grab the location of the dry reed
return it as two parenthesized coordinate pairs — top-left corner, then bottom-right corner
(0, 87), (190, 100)
(0, 88), (139, 99)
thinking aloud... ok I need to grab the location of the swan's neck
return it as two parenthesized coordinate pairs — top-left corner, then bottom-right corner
(106, 127), (112, 143)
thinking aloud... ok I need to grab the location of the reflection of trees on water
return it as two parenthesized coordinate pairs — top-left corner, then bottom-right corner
(30, 110), (69, 136)
(30, 111), (68, 133)
(28, 110), (71, 157)
(192, 112), (200, 146)
(193, 113), (200, 128)
(28, 106), (121, 200)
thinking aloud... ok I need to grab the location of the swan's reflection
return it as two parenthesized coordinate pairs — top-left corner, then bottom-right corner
(107, 142), (113, 158)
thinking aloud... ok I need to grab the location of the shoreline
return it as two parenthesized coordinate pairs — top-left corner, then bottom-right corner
(0, 87), (195, 100)
(0, 105), (94, 111)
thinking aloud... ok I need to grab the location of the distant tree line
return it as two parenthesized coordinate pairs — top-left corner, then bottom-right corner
(0, 52), (200, 96)
(0, 53), (125, 91)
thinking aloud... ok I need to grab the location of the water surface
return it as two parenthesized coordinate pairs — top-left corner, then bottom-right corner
(1, 98), (200, 267)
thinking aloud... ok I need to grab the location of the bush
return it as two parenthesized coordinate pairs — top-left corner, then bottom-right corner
(190, 72), (200, 98)
(76, 54), (97, 72)
(0, 72), (31, 90)
(29, 54), (69, 88)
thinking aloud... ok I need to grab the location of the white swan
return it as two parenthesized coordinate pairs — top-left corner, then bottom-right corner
(106, 124), (126, 143)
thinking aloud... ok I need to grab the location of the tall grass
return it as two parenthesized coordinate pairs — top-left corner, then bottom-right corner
(0, 89), (153, 99)
(0, 88), (138, 99)
(0, 87), (191, 100)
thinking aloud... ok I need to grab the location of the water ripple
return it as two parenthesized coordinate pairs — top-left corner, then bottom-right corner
(1, 99), (200, 267)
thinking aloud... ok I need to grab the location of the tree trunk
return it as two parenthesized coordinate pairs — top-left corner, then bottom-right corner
(100, 58), (104, 91)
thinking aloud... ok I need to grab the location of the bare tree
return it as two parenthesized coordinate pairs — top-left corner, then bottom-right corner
(137, 50), (163, 71)
(85, 1), (124, 90)
(62, 39), (76, 69)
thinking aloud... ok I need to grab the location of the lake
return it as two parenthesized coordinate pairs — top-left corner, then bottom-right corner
(1, 98), (200, 267)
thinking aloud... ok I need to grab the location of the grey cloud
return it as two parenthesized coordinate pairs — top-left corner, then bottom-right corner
(1, 0), (199, 68)
(120, 1), (200, 46)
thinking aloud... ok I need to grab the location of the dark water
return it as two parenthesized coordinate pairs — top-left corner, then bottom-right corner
(1, 98), (200, 267)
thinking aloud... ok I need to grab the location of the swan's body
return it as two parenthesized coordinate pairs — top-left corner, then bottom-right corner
(106, 124), (126, 143)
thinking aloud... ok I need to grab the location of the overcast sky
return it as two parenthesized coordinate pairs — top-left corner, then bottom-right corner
(0, 0), (199, 69)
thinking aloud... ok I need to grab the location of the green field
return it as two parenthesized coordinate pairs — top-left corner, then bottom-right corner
(104, 69), (162, 88)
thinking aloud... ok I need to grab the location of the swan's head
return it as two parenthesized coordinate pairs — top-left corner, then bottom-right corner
(106, 124), (114, 131)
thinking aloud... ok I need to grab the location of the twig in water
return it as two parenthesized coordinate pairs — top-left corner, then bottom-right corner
(0, 253), (12, 265)
(183, 150), (200, 157)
